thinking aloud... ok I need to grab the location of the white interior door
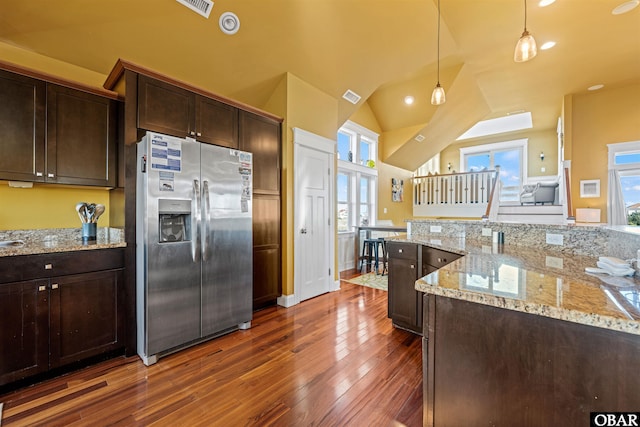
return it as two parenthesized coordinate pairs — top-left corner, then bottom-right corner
(294, 130), (334, 303)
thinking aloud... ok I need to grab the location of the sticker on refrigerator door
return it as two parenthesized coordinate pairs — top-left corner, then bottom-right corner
(238, 151), (252, 165)
(151, 138), (182, 172)
(159, 171), (175, 191)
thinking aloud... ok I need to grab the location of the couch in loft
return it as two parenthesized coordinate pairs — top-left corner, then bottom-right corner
(520, 180), (559, 205)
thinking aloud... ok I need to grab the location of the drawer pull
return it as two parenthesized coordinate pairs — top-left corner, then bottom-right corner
(398, 249), (403, 253)
(196, 132), (202, 137)
(36, 172), (43, 177)
(438, 258), (447, 263)
(38, 285), (47, 292)
(48, 173), (55, 178)
(410, 264), (415, 269)
(51, 283), (59, 290)
(44, 263), (53, 270)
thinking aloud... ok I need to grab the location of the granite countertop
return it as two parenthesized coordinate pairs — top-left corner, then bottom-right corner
(389, 235), (640, 336)
(0, 228), (126, 257)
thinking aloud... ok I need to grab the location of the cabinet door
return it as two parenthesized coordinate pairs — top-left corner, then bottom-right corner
(47, 85), (118, 187)
(0, 279), (49, 386)
(252, 194), (281, 309)
(388, 256), (420, 332)
(138, 74), (194, 138)
(195, 96), (238, 148)
(0, 70), (46, 182)
(239, 111), (281, 194)
(49, 270), (123, 368)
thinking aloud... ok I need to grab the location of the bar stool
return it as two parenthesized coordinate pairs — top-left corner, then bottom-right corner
(360, 238), (386, 274)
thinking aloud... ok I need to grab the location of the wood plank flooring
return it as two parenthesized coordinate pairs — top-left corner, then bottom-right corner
(0, 274), (422, 426)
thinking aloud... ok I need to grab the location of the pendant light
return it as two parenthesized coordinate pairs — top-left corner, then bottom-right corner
(514, 0), (538, 62)
(431, 0), (446, 105)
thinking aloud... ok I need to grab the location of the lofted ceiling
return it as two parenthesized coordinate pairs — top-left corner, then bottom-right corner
(0, 0), (638, 171)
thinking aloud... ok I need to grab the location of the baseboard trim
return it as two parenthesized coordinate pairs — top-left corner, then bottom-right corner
(277, 294), (297, 308)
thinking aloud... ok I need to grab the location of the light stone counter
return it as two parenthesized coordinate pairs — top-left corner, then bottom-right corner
(0, 228), (126, 257)
(390, 234), (640, 336)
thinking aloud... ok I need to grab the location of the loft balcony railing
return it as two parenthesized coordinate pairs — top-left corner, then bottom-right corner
(412, 168), (500, 218)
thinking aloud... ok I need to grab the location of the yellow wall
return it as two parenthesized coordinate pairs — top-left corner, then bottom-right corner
(277, 73), (339, 296)
(349, 102), (414, 225)
(0, 183), (111, 230)
(565, 83), (640, 222)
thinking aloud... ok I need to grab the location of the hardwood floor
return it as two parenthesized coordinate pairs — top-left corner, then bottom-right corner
(0, 274), (423, 426)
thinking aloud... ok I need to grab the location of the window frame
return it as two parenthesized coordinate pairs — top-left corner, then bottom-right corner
(337, 121), (379, 234)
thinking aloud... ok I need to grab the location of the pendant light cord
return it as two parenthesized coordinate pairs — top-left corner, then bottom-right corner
(436, 0), (441, 84)
(524, 0), (528, 31)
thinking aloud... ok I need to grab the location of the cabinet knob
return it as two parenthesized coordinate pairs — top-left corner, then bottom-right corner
(410, 264), (415, 269)
(398, 249), (403, 253)
(36, 172), (43, 177)
(48, 173), (55, 178)
(38, 285), (47, 292)
(44, 263), (53, 270)
(196, 132), (202, 137)
(190, 131), (196, 136)
(51, 283), (59, 290)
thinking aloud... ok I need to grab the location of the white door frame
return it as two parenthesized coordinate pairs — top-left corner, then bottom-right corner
(287, 127), (337, 307)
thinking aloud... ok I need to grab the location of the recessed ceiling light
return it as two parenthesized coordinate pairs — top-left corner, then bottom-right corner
(538, 0), (556, 7)
(588, 84), (605, 91)
(404, 96), (415, 105)
(415, 134), (425, 142)
(540, 41), (556, 50)
(612, 0), (639, 15)
(219, 12), (240, 34)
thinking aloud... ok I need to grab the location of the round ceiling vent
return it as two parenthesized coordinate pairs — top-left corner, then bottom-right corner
(219, 12), (240, 35)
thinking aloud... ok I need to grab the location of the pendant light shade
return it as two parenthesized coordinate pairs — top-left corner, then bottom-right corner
(431, 83), (446, 105)
(514, 0), (537, 62)
(431, 0), (446, 105)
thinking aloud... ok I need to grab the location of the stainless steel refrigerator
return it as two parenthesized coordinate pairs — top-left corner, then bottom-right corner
(136, 131), (252, 365)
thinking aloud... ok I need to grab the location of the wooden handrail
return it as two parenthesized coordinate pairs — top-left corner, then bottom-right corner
(564, 166), (573, 218)
(412, 169), (498, 180)
(483, 168), (501, 219)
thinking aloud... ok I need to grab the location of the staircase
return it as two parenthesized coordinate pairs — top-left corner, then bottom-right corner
(496, 204), (566, 224)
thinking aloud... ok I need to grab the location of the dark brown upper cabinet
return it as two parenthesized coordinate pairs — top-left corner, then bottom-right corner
(0, 69), (117, 187)
(137, 74), (238, 149)
(0, 70), (46, 182)
(47, 85), (118, 187)
(239, 110), (281, 194)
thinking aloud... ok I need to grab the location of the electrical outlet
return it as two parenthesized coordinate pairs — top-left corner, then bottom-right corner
(546, 233), (564, 245)
(545, 256), (563, 269)
(430, 225), (442, 233)
(482, 227), (492, 237)
(541, 167), (546, 172)
(383, 207), (387, 213)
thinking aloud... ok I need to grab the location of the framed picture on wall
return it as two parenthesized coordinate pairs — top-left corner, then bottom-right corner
(580, 179), (600, 198)
(392, 178), (403, 202)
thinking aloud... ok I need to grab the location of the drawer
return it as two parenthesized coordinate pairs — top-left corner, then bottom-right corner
(387, 242), (417, 260)
(423, 247), (461, 269)
(0, 248), (124, 283)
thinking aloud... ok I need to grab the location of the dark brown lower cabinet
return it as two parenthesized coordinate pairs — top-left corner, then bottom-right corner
(387, 242), (460, 334)
(0, 249), (124, 387)
(423, 294), (640, 427)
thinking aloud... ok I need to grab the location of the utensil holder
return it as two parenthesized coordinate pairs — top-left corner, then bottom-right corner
(82, 223), (97, 241)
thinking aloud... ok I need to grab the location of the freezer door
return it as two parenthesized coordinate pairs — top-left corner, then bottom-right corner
(140, 133), (203, 356)
(200, 144), (253, 336)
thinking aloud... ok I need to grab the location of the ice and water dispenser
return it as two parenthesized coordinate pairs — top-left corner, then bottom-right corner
(158, 199), (191, 243)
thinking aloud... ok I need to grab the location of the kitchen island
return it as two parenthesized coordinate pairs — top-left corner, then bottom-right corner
(396, 222), (640, 426)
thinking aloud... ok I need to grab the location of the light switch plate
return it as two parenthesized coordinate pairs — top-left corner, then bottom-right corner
(482, 227), (492, 237)
(546, 233), (564, 245)
(430, 225), (442, 233)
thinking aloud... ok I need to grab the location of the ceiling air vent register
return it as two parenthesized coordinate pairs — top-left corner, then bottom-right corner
(342, 90), (361, 105)
(176, 0), (214, 19)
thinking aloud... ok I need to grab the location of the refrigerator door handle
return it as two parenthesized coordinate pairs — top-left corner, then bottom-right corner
(202, 180), (211, 260)
(192, 179), (201, 262)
